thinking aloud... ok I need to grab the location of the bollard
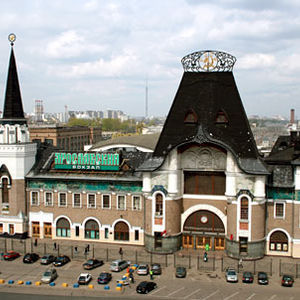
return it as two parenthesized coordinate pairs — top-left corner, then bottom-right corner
(73, 283), (79, 288)
(25, 281), (32, 285)
(17, 280), (24, 285)
(49, 282), (55, 286)
(104, 285), (110, 290)
(8, 280), (14, 284)
(0, 279), (5, 284)
(35, 281), (41, 286)
(62, 282), (68, 287)
(88, 284), (94, 289)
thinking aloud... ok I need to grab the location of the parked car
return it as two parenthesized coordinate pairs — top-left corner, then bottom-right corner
(78, 273), (92, 285)
(97, 272), (112, 284)
(281, 274), (294, 287)
(40, 254), (56, 265)
(242, 271), (254, 283)
(175, 266), (187, 278)
(151, 263), (162, 275)
(137, 264), (149, 275)
(226, 268), (238, 283)
(3, 251), (20, 261)
(136, 281), (157, 294)
(41, 269), (58, 284)
(53, 255), (70, 267)
(23, 253), (39, 264)
(83, 259), (104, 270)
(257, 271), (269, 285)
(110, 259), (129, 272)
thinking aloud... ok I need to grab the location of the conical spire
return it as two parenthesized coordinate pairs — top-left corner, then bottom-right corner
(1, 35), (26, 125)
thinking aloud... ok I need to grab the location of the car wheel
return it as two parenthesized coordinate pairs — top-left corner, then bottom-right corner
(145, 290), (149, 294)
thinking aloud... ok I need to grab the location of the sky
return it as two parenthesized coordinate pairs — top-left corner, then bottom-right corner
(0, 0), (300, 119)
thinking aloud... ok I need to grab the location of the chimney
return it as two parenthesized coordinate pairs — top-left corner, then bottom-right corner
(290, 109), (295, 124)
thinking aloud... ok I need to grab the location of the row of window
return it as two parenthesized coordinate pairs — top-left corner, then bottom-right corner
(30, 191), (142, 210)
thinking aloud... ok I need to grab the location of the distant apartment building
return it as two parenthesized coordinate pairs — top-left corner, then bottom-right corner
(29, 125), (102, 151)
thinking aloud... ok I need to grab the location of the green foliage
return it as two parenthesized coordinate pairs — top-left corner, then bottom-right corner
(67, 117), (101, 127)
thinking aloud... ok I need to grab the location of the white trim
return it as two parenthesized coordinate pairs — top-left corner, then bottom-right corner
(181, 204), (227, 233)
(58, 192), (67, 207)
(44, 191), (53, 207)
(268, 199), (299, 204)
(237, 194), (252, 241)
(266, 228), (292, 243)
(117, 194), (126, 211)
(152, 191), (166, 234)
(87, 193), (96, 209)
(53, 215), (73, 227)
(30, 191), (39, 206)
(0, 175), (11, 186)
(82, 216), (101, 229)
(132, 195), (142, 211)
(183, 194), (227, 201)
(274, 202), (285, 219)
(102, 194), (111, 209)
(72, 192), (82, 208)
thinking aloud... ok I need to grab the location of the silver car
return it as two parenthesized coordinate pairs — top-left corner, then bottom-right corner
(41, 269), (58, 284)
(226, 268), (238, 283)
(137, 264), (149, 275)
(110, 259), (130, 272)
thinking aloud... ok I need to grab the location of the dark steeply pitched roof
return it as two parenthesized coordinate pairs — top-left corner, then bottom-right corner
(153, 71), (268, 174)
(0, 46), (26, 125)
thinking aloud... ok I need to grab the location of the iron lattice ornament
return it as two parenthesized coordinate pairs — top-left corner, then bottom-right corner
(181, 50), (236, 72)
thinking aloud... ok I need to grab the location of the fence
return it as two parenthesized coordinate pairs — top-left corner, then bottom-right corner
(279, 260), (300, 278)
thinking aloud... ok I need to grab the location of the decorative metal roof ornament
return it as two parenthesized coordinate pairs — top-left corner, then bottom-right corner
(8, 33), (16, 46)
(181, 50), (236, 72)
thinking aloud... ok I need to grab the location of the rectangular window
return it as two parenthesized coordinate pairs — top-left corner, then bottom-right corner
(73, 193), (81, 208)
(117, 195), (126, 210)
(102, 194), (111, 209)
(240, 197), (249, 220)
(31, 191), (39, 206)
(45, 192), (53, 206)
(59, 193), (67, 207)
(184, 171), (226, 195)
(275, 202), (284, 218)
(9, 224), (14, 235)
(0, 223), (3, 233)
(75, 226), (80, 237)
(133, 196), (141, 210)
(135, 230), (139, 241)
(105, 228), (109, 239)
(87, 194), (96, 208)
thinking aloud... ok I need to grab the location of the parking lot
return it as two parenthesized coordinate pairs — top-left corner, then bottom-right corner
(0, 254), (300, 299)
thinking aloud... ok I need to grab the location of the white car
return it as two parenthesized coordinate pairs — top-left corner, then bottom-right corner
(78, 273), (92, 285)
(41, 269), (58, 284)
(226, 268), (238, 283)
(137, 264), (149, 275)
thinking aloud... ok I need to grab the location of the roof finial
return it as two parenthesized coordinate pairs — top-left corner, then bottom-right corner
(8, 33), (16, 46)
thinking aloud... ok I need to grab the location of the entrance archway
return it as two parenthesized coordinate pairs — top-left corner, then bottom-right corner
(182, 210), (225, 250)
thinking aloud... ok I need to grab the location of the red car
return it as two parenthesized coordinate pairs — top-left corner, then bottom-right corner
(3, 251), (20, 261)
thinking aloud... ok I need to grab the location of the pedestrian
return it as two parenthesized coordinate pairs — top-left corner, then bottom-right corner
(74, 246), (78, 254)
(53, 242), (57, 250)
(0, 252), (4, 261)
(126, 267), (130, 273)
(87, 244), (90, 252)
(119, 247), (123, 258)
(34, 238), (37, 247)
(150, 269), (153, 280)
(129, 272), (134, 283)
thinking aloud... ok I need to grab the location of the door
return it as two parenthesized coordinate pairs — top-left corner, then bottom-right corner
(32, 222), (40, 237)
(215, 237), (225, 250)
(44, 223), (52, 238)
(183, 235), (194, 248)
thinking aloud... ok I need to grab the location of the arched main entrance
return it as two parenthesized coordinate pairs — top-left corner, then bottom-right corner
(182, 210), (225, 250)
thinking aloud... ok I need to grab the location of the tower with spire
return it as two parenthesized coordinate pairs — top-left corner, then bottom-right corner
(0, 34), (37, 237)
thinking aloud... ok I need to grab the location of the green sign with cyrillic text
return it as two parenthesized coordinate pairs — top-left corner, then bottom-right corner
(54, 152), (120, 171)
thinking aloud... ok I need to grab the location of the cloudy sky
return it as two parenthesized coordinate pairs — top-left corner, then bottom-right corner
(0, 0), (300, 118)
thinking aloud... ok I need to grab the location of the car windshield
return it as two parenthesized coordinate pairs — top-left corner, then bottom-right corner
(79, 276), (86, 280)
(228, 271), (236, 275)
(284, 276), (293, 280)
(259, 273), (267, 278)
(139, 266), (147, 269)
(57, 256), (65, 261)
(177, 267), (185, 272)
(99, 273), (108, 278)
(152, 265), (160, 269)
(87, 260), (94, 264)
(43, 272), (51, 276)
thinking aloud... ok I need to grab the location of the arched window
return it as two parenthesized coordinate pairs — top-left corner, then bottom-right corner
(85, 220), (99, 239)
(215, 110), (228, 124)
(240, 197), (248, 220)
(1, 178), (8, 203)
(155, 194), (163, 216)
(184, 110), (198, 124)
(270, 231), (288, 252)
(56, 218), (71, 238)
(114, 221), (129, 241)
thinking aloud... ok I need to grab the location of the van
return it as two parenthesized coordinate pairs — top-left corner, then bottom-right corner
(110, 259), (129, 272)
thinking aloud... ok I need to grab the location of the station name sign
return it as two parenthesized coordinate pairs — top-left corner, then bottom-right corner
(54, 152), (120, 171)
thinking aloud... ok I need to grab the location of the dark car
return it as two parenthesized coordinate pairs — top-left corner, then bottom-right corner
(53, 255), (70, 267)
(40, 254), (56, 265)
(242, 271), (254, 283)
(175, 266), (186, 278)
(257, 271), (269, 285)
(3, 251), (20, 261)
(282, 274), (294, 287)
(151, 263), (162, 275)
(83, 259), (104, 270)
(97, 272), (112, 284)
(136, 281), (157, 294)
(23, 253), (39, 264)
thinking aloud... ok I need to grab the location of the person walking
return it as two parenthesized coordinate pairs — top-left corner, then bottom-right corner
(150, 269), (154, 280)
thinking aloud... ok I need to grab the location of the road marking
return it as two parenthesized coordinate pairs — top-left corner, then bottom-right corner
(150, 285), (167, 295)
(246, 293), (256, 300)
(167, 286), (185, 297)
(268, 296), (277, 300)
(184, 288), (201, 299)
(201, 290), (219, 300)
(223, 291), (239, 300)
